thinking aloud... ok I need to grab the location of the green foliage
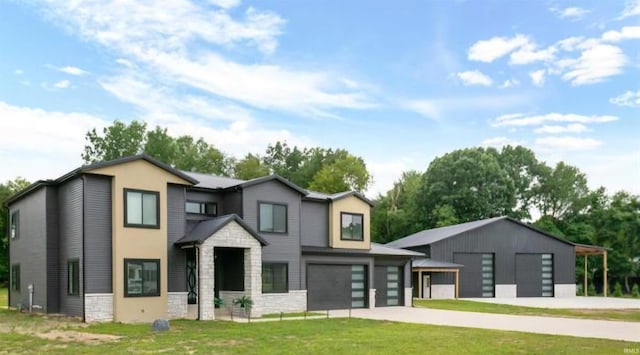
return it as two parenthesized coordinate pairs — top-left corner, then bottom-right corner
(0, 178), (31, 284)
(534, 162), (590, 220)
(233, 154), (270, 180)
(632, 284), (639, 298)
(82, 120), (147, 163)
(613, 282), (623, 297)
(233, 295), (253, 309)
(371, 171), (423, 243)
(588, 283), (596, 296)
(214, 297), (224, 307)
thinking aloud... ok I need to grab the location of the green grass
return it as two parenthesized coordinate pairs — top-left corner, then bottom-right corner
(0, 288), (7, 308)
(0, 307), (636, 354)
(415, 299), (640, 322)
(261, 311), (326, 319)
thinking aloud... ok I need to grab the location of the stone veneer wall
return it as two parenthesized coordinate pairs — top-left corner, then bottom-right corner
(404, 288), (412, 306)
(199, 222), (262, 320)
(84, 293), (113, 322)
(167, 292), (188, 318)
(368, 289), (376, 309)
(259, 290), (307, 314)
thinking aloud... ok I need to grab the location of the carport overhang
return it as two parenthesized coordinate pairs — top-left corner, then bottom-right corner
(412, 259), (463, 299)
(575, 243), (610, 297)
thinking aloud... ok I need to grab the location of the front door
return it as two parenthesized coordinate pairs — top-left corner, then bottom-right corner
(423, 274), (431, 299)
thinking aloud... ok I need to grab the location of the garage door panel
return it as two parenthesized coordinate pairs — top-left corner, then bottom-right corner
(375, 266), (404, 307)
(307, 264), (368, 310)
(454, 253), (494, 298)
(516, 254), (542, 297)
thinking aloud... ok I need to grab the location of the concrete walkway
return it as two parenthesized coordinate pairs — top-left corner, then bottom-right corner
(331, 307), (640, 342)
(466, 296), (640, 309)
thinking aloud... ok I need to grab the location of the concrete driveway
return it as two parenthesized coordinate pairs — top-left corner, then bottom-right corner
(466, 296), (640, 309)
(333, 307), (640, 342)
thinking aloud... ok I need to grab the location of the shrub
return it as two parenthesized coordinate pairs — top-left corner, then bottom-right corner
(587, 283), (596, 296)
(632, 284), (639, 298)
(613, 282), (623, 297)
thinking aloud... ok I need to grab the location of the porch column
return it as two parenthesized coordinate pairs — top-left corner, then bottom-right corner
(418, 270), (423, 299)
(603, 251), (608, 297)
(584, 256), (588, 296)
(454, 270), (459, 299)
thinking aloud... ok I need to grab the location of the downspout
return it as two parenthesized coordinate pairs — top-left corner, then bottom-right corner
(196, 243), (200, 320)
(81, 175), (86, 322)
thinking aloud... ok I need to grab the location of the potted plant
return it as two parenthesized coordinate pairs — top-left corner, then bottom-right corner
(233, 296), (253, 318)
(214, 297), (224, 308)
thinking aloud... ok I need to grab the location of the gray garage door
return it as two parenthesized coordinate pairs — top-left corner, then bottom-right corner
(307, 264), (368, 310)
(375, 266), (403, 307)
(516, 253), (554, 297)
(454, 253), (494, 298)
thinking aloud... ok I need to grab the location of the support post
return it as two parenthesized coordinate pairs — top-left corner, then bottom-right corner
(584, 255), (588, 296)
(418, 270), (423, 299)
(603, 251), (608, 297)
(455, 270), (459, 299)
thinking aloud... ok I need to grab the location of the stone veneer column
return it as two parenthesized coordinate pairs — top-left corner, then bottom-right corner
(369, 289), (376, 309)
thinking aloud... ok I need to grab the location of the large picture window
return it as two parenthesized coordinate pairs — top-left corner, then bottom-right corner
(10, 264), (20, 292)
(259, 203), (287, 233)
(68, 259), (80, 296)
(185, 201), (217, 216)
(124, 189), (159, 228)
(262, 263), (288, 293)
(341, 213), (364, 241)
(10, 211), (19, 240)
(125, 259), (160, 297)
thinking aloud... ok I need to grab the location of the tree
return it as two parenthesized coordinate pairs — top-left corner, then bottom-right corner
(0, 177), (31, 285)
(234, 154), (270, 180)
(82, 120), (147, 163)
(534, 162), (590, 220)
(496, 145), (545, 220)
(172, 136), (228, 175)
(371, 171), (423, 243)
(416, 147), (516, 228)
(308, 155), (372, 193)
(144, 126), (176, 164)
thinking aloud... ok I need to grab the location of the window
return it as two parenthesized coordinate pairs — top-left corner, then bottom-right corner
(258, 203), (287, 233)
(124, 259), (160, 297)
(10, 211), (19, 240)
(68, 260), (80, 296)
(262, 263), (288, 293)
(341, 213), (364, 241)
(124, 189), (159, 228)
(10, 264), (20, 292)
(185, 201), (217, 216)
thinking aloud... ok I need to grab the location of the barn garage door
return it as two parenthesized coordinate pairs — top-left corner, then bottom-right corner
(516, 254), (554, 297)
(307, 264), (367, 310)
(375, 266), (403, 307)
(454, 253), (494, 298)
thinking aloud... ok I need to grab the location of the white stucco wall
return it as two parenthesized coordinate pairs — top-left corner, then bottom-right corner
(495, 284), (517, 298)
(430, 285), (455, 299)
(554, 284), (576, 297)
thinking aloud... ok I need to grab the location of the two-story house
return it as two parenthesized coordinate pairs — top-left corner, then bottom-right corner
(7, 155), (421, 322)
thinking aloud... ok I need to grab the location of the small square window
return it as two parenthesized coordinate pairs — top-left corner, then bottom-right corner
(341, 213), (364, 241)
(68, 260), (80, 296)
(125, 259), (160, 297)
(259, 203), (287, 233)
(124, 189), (159, 228)
(262, 263), (288, 293)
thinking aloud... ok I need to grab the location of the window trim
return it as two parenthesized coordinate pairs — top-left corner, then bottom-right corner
(340, 212), (364, 241)
(185, 200), (218, 216)
(257, 201), (288, 234)
(123, 188), (160, 229)
(124, 258), (161, 298)
(262, 262), (289, 293)
(10, 264), (20, 292)
(67, 259), (80, 296)
(10, 210), (19, 240)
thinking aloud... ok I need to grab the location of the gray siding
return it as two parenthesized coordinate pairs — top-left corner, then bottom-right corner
(58, 178), (84, 317)
(300, 201), (329, 247)
(430, 219), (575, 285)
(242, 181), (302, 289)
(8, 187), (48, 311)
(46, 187), (59, 313)
(84, 175), (112, 293)
(168, 184), (187, 292)
(185, 190), (224, 221)
(222, 190), (242, 216)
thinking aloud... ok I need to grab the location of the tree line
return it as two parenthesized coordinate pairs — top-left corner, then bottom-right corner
(371, 146), (640, 293)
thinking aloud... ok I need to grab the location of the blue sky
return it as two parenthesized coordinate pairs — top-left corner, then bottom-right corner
(0, 0), (638, 197)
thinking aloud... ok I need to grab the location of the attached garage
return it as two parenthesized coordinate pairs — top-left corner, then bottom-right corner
(374, 266), (404, 307)
(307, 264), (368, 310)
(516, 253), (554, 297)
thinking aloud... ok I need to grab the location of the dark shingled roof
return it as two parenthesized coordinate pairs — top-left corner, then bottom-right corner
(175, 214), (268, 246)
(301, 243), (424, 257)
(304, 190), (374, 206)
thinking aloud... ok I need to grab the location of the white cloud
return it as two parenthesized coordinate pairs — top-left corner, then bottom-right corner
(499, 79), (519, 88)
(529, 69), (546, 87)
(535, 136), (602, 151)
(561, 44), (626, 85)
(551, 7), (591, 19)
(51, 65), (89, 76)
(14, 69), (24, 75)
(610, 90), (640, 107)
(468, 34), (530, 63)
(53, 80), (71, 89)
(492, 112), (618, 127)
(456, 70), (493, 86)
(481, 136), (525, 148)
(533, 123), (590, 134)
(403, 93), (532, 120)
(366, 157), (421, 197)
(509, 44), (556, 65)
(601, 26), (640, 42)
(618, 0), (640, 19)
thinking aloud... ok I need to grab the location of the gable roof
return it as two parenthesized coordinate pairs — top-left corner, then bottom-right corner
(7, 154), (199, 206)
(305, 190), (374, 206)
(387, 216), (575, 249)
(182, 171), (308, 196)
(239, 174), (308, 195)
(175, 214), (268, 246)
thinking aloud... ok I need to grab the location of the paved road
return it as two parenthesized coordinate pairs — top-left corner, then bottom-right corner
(330, 307), (640, 342)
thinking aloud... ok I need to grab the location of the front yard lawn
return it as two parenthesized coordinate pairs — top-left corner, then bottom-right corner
(414, 299), (640, 322)
(0, 305), (635, 354)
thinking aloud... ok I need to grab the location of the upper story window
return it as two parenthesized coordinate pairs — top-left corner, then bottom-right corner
(10, 211), (19, 240)
(259, 202), (287, 233)
(341, 212), (364, 241)
(186, 201), (217, 216)
(124, 189), (160, 228)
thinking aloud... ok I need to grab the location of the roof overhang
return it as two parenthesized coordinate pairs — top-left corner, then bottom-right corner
(575, 243), (610, 256)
